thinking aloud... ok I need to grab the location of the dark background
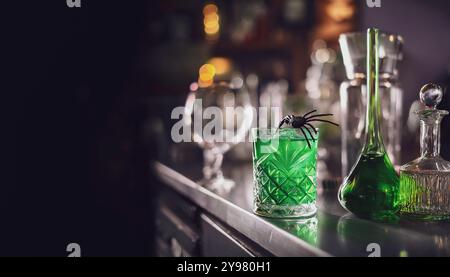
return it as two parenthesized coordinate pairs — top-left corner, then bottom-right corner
(5, 0), (154, 256)
(4, 0), (450, 256)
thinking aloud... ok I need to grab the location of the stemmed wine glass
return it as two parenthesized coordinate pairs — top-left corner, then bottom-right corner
(184, 81), (254, 194)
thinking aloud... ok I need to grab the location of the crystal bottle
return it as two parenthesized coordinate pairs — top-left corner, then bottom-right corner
(338, 28), (400, 221)
(398, 83), (450, 220)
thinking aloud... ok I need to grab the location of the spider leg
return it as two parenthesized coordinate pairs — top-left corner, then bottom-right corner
(277, 120), (285, 130)
(277, 118), (288, 130)
(306, 119), (340, 127)
(277, 116), (291, 132)
(303, 110), (317, 118)
(305, 123), (318, 134)
(303, 126), (316, 143)
(305, 113), (334, 120)
(298, 127), (312, 149)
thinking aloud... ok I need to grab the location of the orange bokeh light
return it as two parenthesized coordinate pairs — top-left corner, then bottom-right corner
(203, 4), (218, 16)
(203, 3), (220, 37)
(326, 0), (354, 22)
(207, 57), (231, 75)
(204, 14), (219, 28)
(199, 64), (216, 81)
(204, 24), (220, 35)
(198, 78), (214, 88)
(198, 64), (216, 87)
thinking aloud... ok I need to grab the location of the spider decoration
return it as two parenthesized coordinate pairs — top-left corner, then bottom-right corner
(277, 110), (339, 149)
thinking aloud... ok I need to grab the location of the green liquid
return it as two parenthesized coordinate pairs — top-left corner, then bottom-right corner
(338, 153), (399, 220)
(252, 128), (318, 218)
(338, 28), (400, 222)
(399, 170), (450, 221)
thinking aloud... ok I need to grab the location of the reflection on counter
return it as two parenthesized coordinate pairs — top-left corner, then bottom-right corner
(268, 217), (319, 246)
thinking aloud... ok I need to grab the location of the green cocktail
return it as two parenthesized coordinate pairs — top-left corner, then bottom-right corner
(252, 128), (318, 218)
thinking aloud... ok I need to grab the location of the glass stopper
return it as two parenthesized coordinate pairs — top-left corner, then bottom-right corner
(420, 83), (443, 109)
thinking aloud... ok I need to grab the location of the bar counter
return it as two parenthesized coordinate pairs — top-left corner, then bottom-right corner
(153, 160), (450, 257)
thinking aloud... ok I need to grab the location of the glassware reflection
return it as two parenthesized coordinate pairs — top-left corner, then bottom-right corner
(268, 217), (319, 246)
(337, 213), (400, 256)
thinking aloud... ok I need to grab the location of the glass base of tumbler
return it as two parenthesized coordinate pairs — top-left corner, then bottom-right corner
(253, 203), (317, 219)
(199, 177), (235, 195)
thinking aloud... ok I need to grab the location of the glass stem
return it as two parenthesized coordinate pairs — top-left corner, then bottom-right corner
(363, 28), (385, 154)
(420, 119), (441, 158)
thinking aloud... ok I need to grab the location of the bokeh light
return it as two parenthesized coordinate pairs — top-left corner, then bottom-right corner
(207, 57), (232, 75)
(203, 3), (220, 37)
(198, 64), (216, 87)
(326, 0), (355, 22)
(202, 3), (218, 16)
(189, 82), (199, 92)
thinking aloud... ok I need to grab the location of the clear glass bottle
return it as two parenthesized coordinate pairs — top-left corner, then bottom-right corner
(338, 28), (399, 221)
(399, 83), (450, 221)
(339, 31), (403, 178)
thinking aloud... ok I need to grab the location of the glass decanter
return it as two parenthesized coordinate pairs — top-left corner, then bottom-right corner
(399, 83), (450, 221)
(339, 31), (403, 178)
(338, 28), (400, 221)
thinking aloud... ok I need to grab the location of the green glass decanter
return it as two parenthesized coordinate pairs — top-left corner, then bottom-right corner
(338, 28), (400, 221)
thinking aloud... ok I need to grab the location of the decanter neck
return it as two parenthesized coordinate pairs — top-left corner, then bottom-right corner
(419, 111), (446, 158)
(363, 28), (386, 154)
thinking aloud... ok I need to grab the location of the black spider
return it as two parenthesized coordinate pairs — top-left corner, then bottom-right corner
(277, 110), (339, 149)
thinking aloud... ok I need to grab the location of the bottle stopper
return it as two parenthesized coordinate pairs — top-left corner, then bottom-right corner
(420, 83), (443, 109)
